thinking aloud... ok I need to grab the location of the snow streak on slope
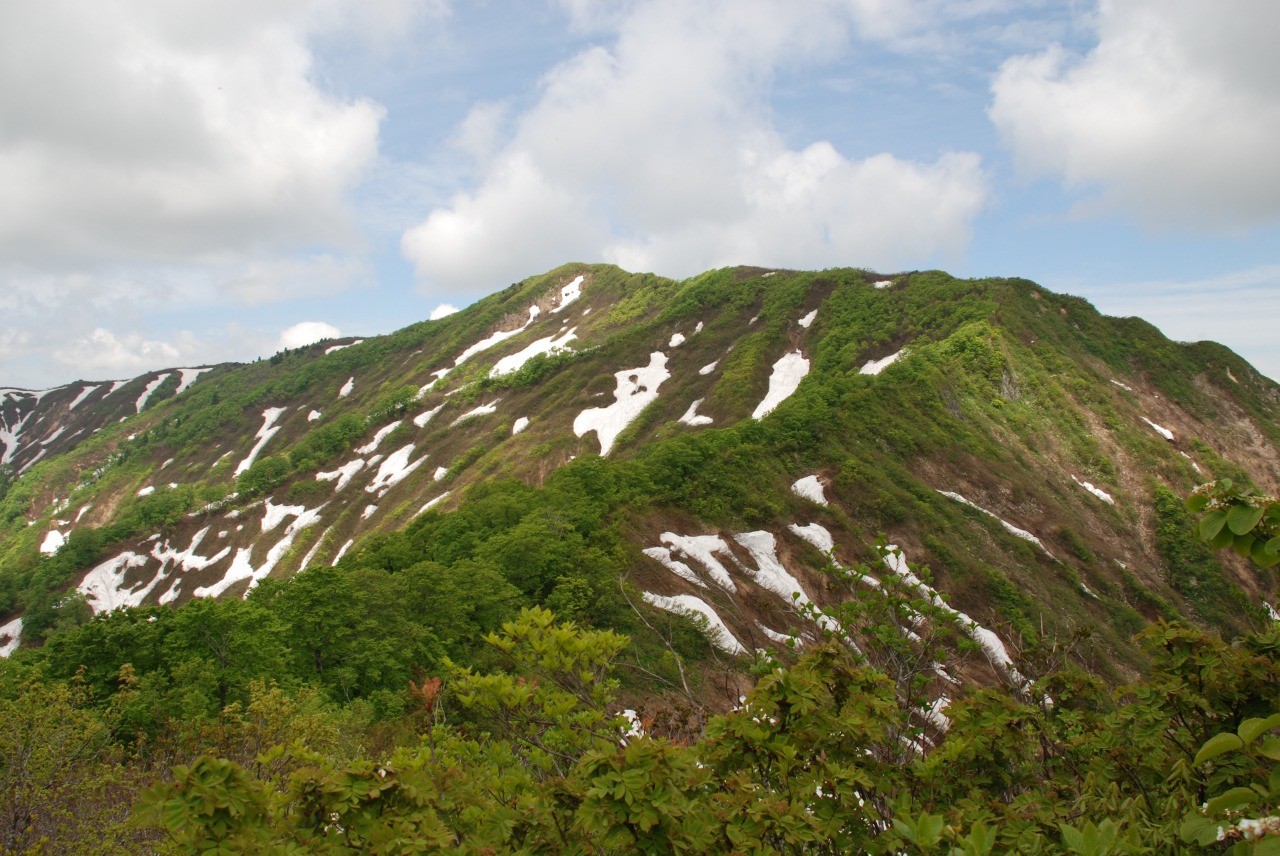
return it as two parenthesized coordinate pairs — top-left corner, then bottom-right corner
(175, 368), (211, 394)
(135, 373), (171, 413)
(418, 492), (450, 515)
(491, 328), (576, 376)
(678, 399), (712, 426)
(641, 592), (746, 655)
(413, 403), (444, 428)
(733, 531), (836, 634)
(365, 444), (428, 495)
(1072, 476), (1115, 505)
(669, 332), (686, 348)
(512, 417), (530, 435)
(455, 306), (540, 366)
(0, 616), (21, 657)
(67, 384), (101, 410)
(790, 475), (828, 506)
(194, 504), (323, 599)
(79, 552), (153, 613)
(235, 408), (287, 476)
(698, 360), (719, 376)
(356, 421), (402, 455)
(1141, 417), (1175, 441)
(452, 400), (500, 427)
(861, 350), (903, 376)
(752, 351), (809, 419)
(658, 533), (737, 591)
(39, 530), (65, 555)
(551, 275), (584, 313)
(798, 310), (817, 328)
(938, 491), (1054, 559)
(642, 546), (707, 588)
(574, 352), (670, 456)
(316, 459), (365, 491)
(339, 377), (355, 397)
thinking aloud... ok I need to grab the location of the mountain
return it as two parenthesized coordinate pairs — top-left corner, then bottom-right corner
(1, 263), (1278, 688)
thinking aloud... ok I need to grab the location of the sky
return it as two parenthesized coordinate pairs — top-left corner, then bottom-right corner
(2, 0), (1279, 389)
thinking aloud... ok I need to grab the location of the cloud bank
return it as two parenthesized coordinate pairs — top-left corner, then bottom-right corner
(403, 0), (989, 294)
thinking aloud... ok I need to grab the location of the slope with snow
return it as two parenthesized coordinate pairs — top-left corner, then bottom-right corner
(574, 352), (670, 456)
(751, 351), (809, 419)
(790, 475), (827, 506)
(860, 350), (903, 376)
(938, 491), (1054, 559)
(235, 408), (288, 476)
(678, 399), (713, 427)
(490, 328), (576, 376)
(641, 592), (746, 655)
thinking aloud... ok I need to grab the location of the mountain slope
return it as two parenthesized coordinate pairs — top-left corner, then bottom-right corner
(1, 264), (1277, 685)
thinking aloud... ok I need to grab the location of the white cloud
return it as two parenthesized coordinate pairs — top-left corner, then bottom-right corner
(278, 321), (342, 351)
(429, 303), (459, 320)
(402, 0), (988, 294)
(226, 255), (370, 305)
(53, 328), (188, 377)
(989, 0), (1280, 230)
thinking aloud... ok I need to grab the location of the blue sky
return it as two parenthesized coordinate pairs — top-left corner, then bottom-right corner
(2, 0), (1278, 389)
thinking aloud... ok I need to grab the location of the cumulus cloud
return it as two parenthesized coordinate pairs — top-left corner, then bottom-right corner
(402, 0), (989, 293)
(429, 303), (459, 320)
(278, 321), (342, 351)
(53, 328), (189, 377)
(989, 0), (1280, 230)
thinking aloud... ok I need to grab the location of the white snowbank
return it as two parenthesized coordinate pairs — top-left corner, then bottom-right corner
(67, 384), (101, 410)
(1141, 417), (1175, 441)
(433, 466), (447, 481)
(308, 410), (322, 422)
(451, 399), (501, 427)
(175, 367), (211, 394)
(1072, 476), (1115, 505)
(752, 351), (809, 419)
(195, 505), (323, 599)
(574, 352), (670, 456)
(1110, 379), (1133, 392)
(798, 310), (817, 328)
(733, 531), (828, 625)
(512, 416), (530, 435)
(418, 492), (450, 515)
(490, 328), (576, 376)
(694, 322), (704, 334)
(790, 475), (828, 506)
(356, 421), (402, 455)
(642, 546), (707, 588)
(669, 332), (686, 348)
(153, 528), (234, 603)
(413, 403), (444, 428)
(0, 616), (22, 657)
(365, 444), (428, 495)
(361, 504), (378, 520)
(860, 349), (903, 376)
(756, 623), (794, 645)
(39, 530), (65, 555)
(332, 539), (354, 565)
(551, 275), (584, 313)
(137, 486), (156, 497)
(235, 407), (288, 476)
(1180, 452), (1203, 474)
(788, 522), (835, 555)
(659, 533), (737, 591)
(298, 527), (329, 572)
(642, 592), (746, 655)
(135, 373), (172, 413)
(79, 552), (153, 613)
(874, 280), (892, 289)
(922, 696), (951, 733)
(339, 377), (355, 397)
(316, 458), (366, 491)
(325, 340), (363, 355)
(454, 306), (539, 366)
(698, 360), (719, 376)
(938, 491), (1054, 558)
(678, 399), (713, 427)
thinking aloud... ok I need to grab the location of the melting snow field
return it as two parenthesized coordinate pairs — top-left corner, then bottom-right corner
(413, 403), (444, 428)
(0, 616), (22, 657)
(195, 505), (324, 599)
(512, 416), (530, 435)
(574, 352), (670, 456)
(365, 444), (428, 495)
(1072, 476), (1115, 505)
(316, 458), (365, 491)
(339, 377), (355, 397)
(790, 475), (828, 506)
(678, 399), (713, 426)
(175, 367), (211, 394)
(733, 532), (829, 630)
(641, 592), (746, 655)
(658, 533), (737, 591)
(235, 408), (288, 476)
(669, 332), (686, 348)
(1141, 417), (1175, 441)
(698, 360), (719, 376)
(642, 546), (707, 588)
(752, 351), (809, 419)
(490, 329), (576, 376)
(551, 275), (584, 313)
(798, 309), (817, 328)
(938, 491), (1054, 559)
(135, 373), (171, 413)
(67, 384), (101, 410)
(455, 306), (539, 366)
(39, 530), (65, 555)
(79, 552), (152, 612)
(356, 421), (402, 455)
(451, 400), (501, 427)
(860, 349), (903, 376)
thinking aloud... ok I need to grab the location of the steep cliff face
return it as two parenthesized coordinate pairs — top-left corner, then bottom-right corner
(2, 264), (1277, 682)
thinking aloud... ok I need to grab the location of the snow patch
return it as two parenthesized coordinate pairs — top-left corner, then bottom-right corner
(733, 531), (833, 634)
(512, 416), (530, 435)
(698, 360), (719, 376)
(308, 410), (322, 422)
(175, 367), (211, 394)
(756, 623), (794, 645)
(332, 539), (355, 565)
(551, 275), (584, 313)
(678, 399), (713, 427)
(325, 340), (363, 355)
(67, 384), (101, 410)
(659, 533), (737, 591)
(418, 492), (450, 515)
(433, 466), (448, 481)
(490, 328), (576, 376)
(39, 530), (65, 556)
(194, 505), (323, 599)
(642, 547), (707, 589)
(668, 332), (686, 348)
(135, 373), (171, 413)
(365, 444), (429, 495)
(790, 475), (827, 506)
(788, 522), (835, 556)
(451, 399), (501, 427)
(235, 407), (287, 476)
(938, 491), (1054, 558)
(798, 309), (817, 328)
(1072, 475), (1115, 504)
(454, 305), (540, 366)
(573, 351), (670, 456)
(752, 351), (809, 419)
(356, 421), (402, 455)
(316, 458), (366, 492)
(1109, 379), (1133, 392)
(1141, 417), (1175, 441)
(361, 504), (378, 520)
(873, 280), (892, 289)
(339, 377), (355, 397)
(413, 403), (444, 428)
(642, 592), (746, 655)
(860, 349), (903, 376)
(78, 552), (153, 613)
(0, 616), (22, 657)
(137, 486), (156, 497)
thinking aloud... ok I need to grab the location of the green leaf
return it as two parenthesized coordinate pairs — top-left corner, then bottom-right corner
(1206, 787), (1257, 815)
(1266, 536), (1280, 557)
(1239, 714), (1280, 746)
(1257, 737), (1280, 761)
(1201, 510), (1230, 540)
(1187, 493), (1210, 513)
(1228, 503), (1265, 536)
(1195, 732), (1244, 766)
